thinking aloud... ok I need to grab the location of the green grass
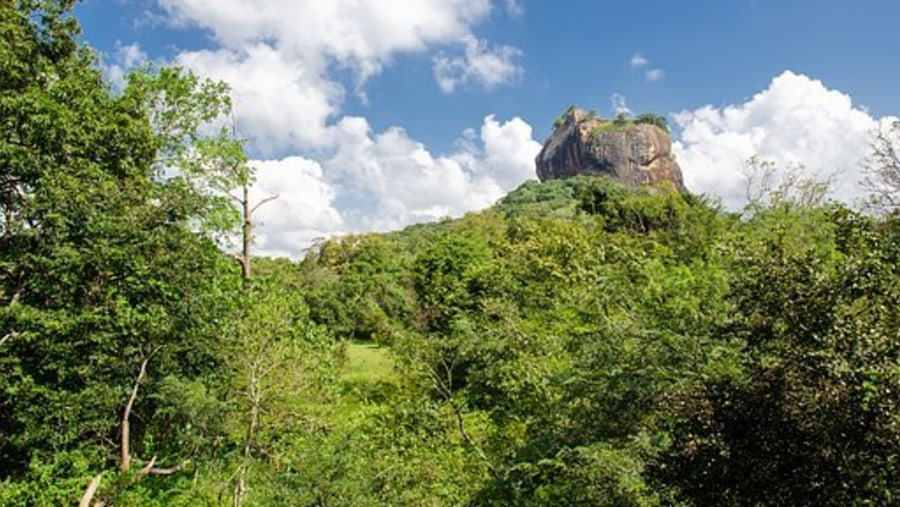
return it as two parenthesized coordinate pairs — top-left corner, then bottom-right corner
(589, 120), (639, 137)
(338, 341), (398, 404)
(341, 341), (394, 383)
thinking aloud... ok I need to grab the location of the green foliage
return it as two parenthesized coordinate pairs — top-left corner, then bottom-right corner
(4, 4), (899, 504)
(551, 104), (576, 130)
(295, 173), (898, 505)
(495, 177), (589, 217)
(0, 2), (246, 504)
(413, 231), (493, 335)
(655, 206), (900, 506)
(478, 443), (666, 506)
(0, 450), (102, 506)
(300, 233), (416, 343)
(635, 113), (669, 131)
(589, 112), (670, 137)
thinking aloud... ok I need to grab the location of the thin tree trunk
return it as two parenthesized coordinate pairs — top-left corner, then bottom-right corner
(121, 354), (152, 472)
(229, 173), (276, 506)
(234, 361), (261, 507)
(0, 331), (15, 347)
(241, 183), (251, 283)
(232, 185), (277, 286)
(79, 473), (103, 507)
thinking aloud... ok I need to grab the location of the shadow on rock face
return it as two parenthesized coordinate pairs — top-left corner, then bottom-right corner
(536, 107), (685, 192)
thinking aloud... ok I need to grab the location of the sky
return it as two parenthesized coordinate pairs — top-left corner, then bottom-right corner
(75, 0), (900, 257)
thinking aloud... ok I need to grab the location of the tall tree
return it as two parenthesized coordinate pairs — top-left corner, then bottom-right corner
(0, 1), (242, 503)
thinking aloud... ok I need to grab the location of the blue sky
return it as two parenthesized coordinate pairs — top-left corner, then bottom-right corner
(76, 0), (900, 256)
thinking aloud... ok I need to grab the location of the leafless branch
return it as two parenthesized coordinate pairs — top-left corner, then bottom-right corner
(250, 194), (279, 213)
(146, 459), (190, 476)
(79, 473), (103, 507)
(138, 456), (158, 477)
(121, 347), (160, 472)
(0, 331), (16, 347)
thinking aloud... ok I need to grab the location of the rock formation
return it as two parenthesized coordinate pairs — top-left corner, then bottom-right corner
(535, 107), (685, 191)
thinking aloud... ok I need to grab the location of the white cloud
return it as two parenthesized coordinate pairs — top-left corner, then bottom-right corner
(630, 53), (648, 69)
(244, 115), (540, 256)
(504, 0), (524, 17)
(433, 34), (523, 93)
(673, 70), (886, 208)
(148, 1), (533, 256)
(629, 52), (664, 83)
(468, 115), (542, 188)
(105, 43), (148, 89)
(249, 157), (343, 257)
(611, 93), (631, 116)
(645, 68), (665, 82)
(160, 0), (523, 156)
(175, 45), (341, 154)
(321, 115), (539, 233)
(159, 0), (499, 88)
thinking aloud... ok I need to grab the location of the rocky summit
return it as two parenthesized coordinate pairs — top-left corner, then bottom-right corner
(535, 107), (685, 191)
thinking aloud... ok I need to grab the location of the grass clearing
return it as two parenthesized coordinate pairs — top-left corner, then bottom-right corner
(341, 341), (394, 383)
(338, 341), (398, 405)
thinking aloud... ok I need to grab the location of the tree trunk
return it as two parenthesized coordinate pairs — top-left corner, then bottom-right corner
(241, 183), (251, 283)
(121, 354), (152, 472)
(234, 361), (261, 507)
(79, 473), (103, 507)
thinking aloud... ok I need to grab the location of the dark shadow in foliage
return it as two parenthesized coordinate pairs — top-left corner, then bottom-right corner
(652, 206), (900, 506)
(653, 371), (851, 506)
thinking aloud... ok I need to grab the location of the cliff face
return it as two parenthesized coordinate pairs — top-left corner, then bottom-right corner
(535, 108), (685, 191)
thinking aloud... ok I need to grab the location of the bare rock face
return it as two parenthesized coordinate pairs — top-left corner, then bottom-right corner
(536, 107), (685, 191)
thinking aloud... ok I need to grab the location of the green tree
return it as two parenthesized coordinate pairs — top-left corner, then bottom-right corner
(656, 205), (900, 505)
(223, 283), (338, 507)
(0, 2), (243, 504)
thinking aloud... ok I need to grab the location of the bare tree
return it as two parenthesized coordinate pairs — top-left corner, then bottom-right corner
(741, 156), (833, 214)
(862, 120), (900, 214)
(231, 182), (278, 285)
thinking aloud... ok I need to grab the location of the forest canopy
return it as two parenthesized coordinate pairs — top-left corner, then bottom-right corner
(1, 2), (899, 506)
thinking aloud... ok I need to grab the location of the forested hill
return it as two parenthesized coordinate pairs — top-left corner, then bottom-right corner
(3, 2), (899, 505)
(256, 176), (899, 505)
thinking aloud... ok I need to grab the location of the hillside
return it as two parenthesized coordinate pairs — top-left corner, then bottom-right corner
(272, 177), (899, 505)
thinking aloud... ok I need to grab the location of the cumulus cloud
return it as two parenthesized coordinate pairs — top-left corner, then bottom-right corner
(243, 114), (540, 257)
(611, 93), (632, 116)
(104, 43), (148, 89)
(465, 115), (542, 188)
(433, 34), (523, 93)
(160, 0), (522, 156)
(320, 115), (540, 234)
(159, 0), (515, 102)
(148, 1), (533, 256)
(249, 157), (343, 257)
(174, 45), (342, 154)
(158, 0), (492, 61)
(673, 70), (888, 208)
